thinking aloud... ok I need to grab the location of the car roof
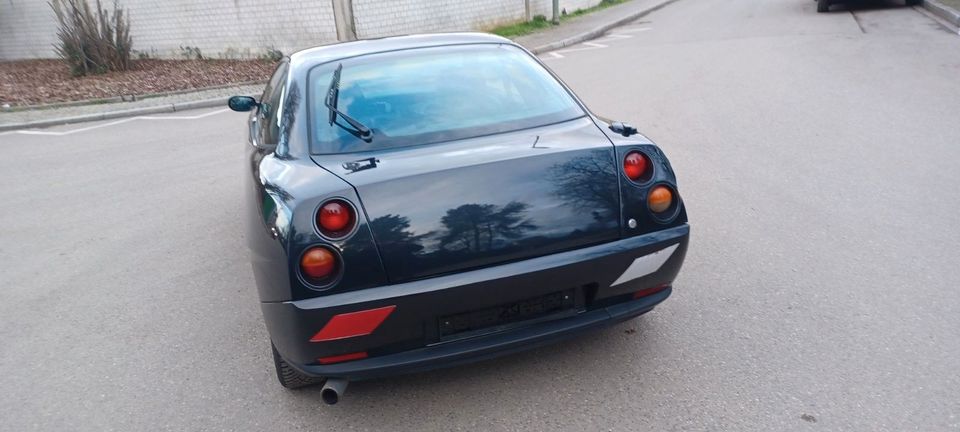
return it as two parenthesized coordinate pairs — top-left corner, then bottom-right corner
(288, 32), (515, 69)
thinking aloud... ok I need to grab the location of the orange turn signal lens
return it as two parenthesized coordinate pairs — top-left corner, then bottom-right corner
(647, 186), (674, 213)
(301, 246), (337, 281)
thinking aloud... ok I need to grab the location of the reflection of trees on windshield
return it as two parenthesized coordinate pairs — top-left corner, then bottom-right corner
(437, 201), (536, 252)
(549, 150), (620, 223)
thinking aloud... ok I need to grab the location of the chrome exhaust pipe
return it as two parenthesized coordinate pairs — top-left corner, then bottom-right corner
(321, 378), (348, 405)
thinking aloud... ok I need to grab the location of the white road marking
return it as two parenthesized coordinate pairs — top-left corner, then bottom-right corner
(615, 27), (653, 33)
(140, 108), (229, 121)
(582, 41), (608, 48)
(596, 34), (635, 42)
(541, 28), (651, 61)
(553, 46), (604, 54)
(2, 108), (230, 137)
(610, 243), (679, 286)
(16, 118), (139, 136)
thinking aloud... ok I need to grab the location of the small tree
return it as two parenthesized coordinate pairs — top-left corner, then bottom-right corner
(50, 0), (133, 77)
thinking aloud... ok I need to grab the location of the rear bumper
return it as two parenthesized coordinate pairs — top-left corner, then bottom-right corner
(296, 288), (668, 380)
(261, 224), (689, 381)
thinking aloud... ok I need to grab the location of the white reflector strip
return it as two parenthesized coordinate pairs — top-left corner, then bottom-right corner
(610, 244), (679, 286)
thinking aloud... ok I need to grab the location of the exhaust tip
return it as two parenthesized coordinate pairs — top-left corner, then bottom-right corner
(321, 378), (348, 405)
(321, 388), (339, 405)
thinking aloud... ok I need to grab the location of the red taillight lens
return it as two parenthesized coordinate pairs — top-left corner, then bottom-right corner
(317, 200), (355, 236)
(300, 246), (338, 281)
(623, 151), (650, 182)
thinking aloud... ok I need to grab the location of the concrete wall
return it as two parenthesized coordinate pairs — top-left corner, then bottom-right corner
(353, 0), (526, 38)
(0, 0), (602, 60)
(530, 0), (607, 17)
(0, 0), (62, 59)
(0, 0), (338, 60)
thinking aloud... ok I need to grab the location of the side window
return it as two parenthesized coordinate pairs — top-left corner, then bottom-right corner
(259, 62), (289, 146)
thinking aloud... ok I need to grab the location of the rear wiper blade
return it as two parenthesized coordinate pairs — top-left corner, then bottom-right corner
(325, 63), (373, 142)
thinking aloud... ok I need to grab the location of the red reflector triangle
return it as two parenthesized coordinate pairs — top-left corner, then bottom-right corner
(310, 305), (396, 342)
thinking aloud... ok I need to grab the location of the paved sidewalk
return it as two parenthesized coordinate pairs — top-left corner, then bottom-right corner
(0, 0), (676, 131)
(0, 83), (263, 129)
(921, 0), (960, 28)
(513, 0), (678, 52)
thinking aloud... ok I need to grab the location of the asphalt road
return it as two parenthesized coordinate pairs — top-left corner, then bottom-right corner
(2, 0), (959, 430)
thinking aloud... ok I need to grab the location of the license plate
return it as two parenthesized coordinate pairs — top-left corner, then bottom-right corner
(438, 289), (577, 338)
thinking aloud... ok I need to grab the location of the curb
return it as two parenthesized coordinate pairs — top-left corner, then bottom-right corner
(922, 0), (960, 27)
(3, 79), (267, 113)
(0, 97), (229, 133)
(529, 0), (680, 54)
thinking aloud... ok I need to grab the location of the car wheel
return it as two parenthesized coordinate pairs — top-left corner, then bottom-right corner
(817, 0), (831, 12)
(905, 0), (920, 5)
(272, 343), (323, 389)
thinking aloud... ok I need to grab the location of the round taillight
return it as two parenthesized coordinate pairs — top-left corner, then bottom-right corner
(317, 200), (355, 237)
(623, 151), (650, 182)
(301, 247), (338, 281)
(648, 186), (674, 214)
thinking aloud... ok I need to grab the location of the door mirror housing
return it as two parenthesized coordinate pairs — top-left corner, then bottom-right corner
(228, 95), (259, 112)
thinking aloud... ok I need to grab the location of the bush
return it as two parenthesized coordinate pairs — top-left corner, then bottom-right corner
(49, 0), (133, 77)
(260, 47), (284, 63)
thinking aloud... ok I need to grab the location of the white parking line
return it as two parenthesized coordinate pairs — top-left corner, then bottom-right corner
(541, 27), (651, 60)
(1, 108), (230, 137)
(615, 27), (653, 33)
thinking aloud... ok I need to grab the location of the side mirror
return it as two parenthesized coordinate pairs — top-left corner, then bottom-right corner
(228, 95), (259, 112)
(609, 121), (638, 137)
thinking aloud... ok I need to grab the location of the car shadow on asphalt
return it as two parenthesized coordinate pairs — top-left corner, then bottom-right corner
(823, 0), (917, 13)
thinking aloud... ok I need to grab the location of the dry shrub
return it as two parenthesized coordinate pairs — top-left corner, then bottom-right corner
(49, 0), (133, 77)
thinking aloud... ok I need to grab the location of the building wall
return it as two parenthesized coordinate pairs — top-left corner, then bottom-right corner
(125, 1), (339, 59)
(0, 0), (338, 60)
(0, 0), (603, 60)
(0, 0), (62, 59)
(352, 0), (525, 38)
(530, 0), (605, 18)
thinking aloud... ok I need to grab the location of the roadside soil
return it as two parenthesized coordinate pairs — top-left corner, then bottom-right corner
(0, 59), (276, 107)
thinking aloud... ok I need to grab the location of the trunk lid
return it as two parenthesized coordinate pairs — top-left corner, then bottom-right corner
(312, 118), (621, 283)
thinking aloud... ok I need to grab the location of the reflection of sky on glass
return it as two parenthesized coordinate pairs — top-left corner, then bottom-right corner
(310, 44), (581, 151)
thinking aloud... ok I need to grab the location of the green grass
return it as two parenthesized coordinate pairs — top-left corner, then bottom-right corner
(491, 0), (630, 38)
(937, 0), (960, 11)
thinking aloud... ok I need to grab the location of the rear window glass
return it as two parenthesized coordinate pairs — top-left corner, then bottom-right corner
(308, 44), (584, 154)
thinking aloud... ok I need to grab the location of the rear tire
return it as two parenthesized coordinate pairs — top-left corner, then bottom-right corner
(817, 0), (831, 12)
(905, 0), (920, 5)
(272, 343), (323, 389)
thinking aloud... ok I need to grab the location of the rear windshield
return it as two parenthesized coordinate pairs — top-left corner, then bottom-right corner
(308, 44), (584, 154)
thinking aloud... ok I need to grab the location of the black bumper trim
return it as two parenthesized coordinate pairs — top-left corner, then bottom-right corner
(290, 287), (670, 381)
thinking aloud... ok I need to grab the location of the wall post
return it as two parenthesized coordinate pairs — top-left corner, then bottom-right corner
(332, 0), (358, 41)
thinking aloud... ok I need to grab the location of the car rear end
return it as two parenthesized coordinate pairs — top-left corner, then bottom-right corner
(245, 35), (689, 390)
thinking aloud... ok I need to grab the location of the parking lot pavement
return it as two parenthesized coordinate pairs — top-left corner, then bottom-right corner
(2, 0), (959, 430)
